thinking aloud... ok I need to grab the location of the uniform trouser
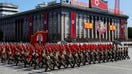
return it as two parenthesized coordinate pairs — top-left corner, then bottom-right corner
(78, 54), (86, 65)
(45, 58), (53, 72)
(7, 56), (13, 64)
(83, 54), (89, 65)
(31, 58), (38, 69)
(50, 57), (60, 69)
(65, 55), (74, 68)
(72, 55), (80, 67)
(40, 58), (45, 68)
(15, 55), (20, 66)
(1, 55), (5, 63)
(24, 57), (30, 67)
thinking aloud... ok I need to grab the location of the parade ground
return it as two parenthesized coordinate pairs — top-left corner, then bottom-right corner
(0, 47), (131, 74)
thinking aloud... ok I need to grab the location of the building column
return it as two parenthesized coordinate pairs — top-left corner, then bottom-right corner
(102, 17), (105, 39)
(116, 19), (119, 39)
(87, 15), (90, 38)
(76, 14), (79, 38)
(58, 14), (61, 34)
(115, 19), (117, 39)
(84, 15), (87, 38)
(61, 14), (64, 41)
(79, 15), (82, 38)
(125, 20), (128, 40)
(91, 16), (94, 39)
(112, 19), (114, 41)
(105, 17), (108, 40)
(95, 16), (98, 39)
(98, 16), (101, 40)
(65, 14), (70, 39)
(108, 18), (111, 41)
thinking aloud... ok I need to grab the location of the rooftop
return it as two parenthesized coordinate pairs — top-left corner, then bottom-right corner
(0, 3), (129, 19)
(0, 3), (18, 8)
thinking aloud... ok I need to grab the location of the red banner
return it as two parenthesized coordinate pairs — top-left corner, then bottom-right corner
(43, 12), (47, 31)
(71, 11), (76, 39)
(31, 31), (48, 44)
(71, 0), (89, 7)
(90, 0), (108, 10)
(29, 16), (33, 40)
(120, 19), (125, 40)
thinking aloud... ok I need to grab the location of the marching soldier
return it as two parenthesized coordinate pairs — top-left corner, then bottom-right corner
(45, 48), (53, 72)
(7, 47), (12, 64)
(40, 48), (46, 68)
(124, 46), (130, 59)
(57, 48), (66, 69)
(112, 47), (117, 61)
(95, 48), (100, 63)
(24, 46), (30, 67)
(1, 46), (6, 63)
(64, 46), (74, 68)
(86, 47), (91, 64)
(108, 48), (113, 62)
(15, 47), (21, 66)
(72, 47), (80, 67)
(51, 48), (60, 69)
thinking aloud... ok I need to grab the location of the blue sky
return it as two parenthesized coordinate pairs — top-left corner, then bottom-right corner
(0, 0), (132, 27)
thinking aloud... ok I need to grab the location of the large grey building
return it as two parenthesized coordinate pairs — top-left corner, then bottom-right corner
(0, 2), (129, 42)
(0, 3), (18, 17)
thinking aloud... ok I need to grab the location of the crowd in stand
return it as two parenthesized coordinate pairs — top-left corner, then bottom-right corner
(0, 42), (130, 72)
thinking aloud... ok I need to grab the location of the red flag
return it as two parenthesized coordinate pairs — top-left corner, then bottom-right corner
(43, 12), (47, 31)
(29, 16), (33, 40)
(71, 11), (76, 39)
(120, 19), (125, 40)
(90, 0), (108, 10)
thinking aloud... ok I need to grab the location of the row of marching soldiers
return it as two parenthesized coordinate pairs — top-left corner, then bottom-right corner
(0, 42), (130, 72)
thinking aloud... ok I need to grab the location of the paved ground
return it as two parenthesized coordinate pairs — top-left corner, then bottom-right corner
(0, 48), (132, 74)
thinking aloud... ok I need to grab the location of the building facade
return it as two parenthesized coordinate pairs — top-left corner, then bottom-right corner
(0, 3), (18, 17)
(0, 3), (129, 42)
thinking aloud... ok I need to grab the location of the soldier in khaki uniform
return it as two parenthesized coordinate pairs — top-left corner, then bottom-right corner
(72, 48), (80, 67)
(65, 47), (74, 68)
(51, 49), (60, 69)
(57, 48), (66, 69)
(24, 48), (30, 67)
(45, 49), (53, 72)
(7, 47), (12, 64)
(1, 46), (6, 63)
(124, 46), (130, 59)
(15, 48), (21, 66)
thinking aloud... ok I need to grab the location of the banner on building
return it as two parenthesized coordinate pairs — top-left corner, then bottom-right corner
(43, 12), (47, 31)
(84, 22), (93, 29)
(120, 19), (125, 40)
(96, 20), (107, 35)
(71, 11), (76, 39)
(90, 0), (108, 11)
(109, 25), (116, 31)
(29, 16), (33, 40)
(71, 0), (89, 7)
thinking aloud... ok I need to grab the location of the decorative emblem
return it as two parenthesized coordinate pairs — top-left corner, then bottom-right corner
(36, 34), (43, 42)
(29, 23), (32, 26)
(96, 20), (107, 35)
(72, 20), (75, 24)
(95, 0), (100, 6)
(44, 20), (47, 24)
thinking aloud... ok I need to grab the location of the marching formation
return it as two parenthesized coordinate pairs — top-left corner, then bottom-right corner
(0, 42), (130, 72)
